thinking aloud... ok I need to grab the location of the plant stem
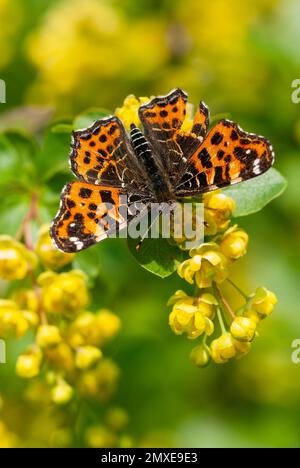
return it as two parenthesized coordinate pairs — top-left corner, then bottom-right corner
(16, 191), (40, 249)
(227, 278), (249, 300)
(215, 283), (236, 319)
(216, 306), (227, 334)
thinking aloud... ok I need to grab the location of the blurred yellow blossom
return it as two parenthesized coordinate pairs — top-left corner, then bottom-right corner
(26, 0), (169, 111)
(0, 236), (37, 281)
(38, 270), (89, 314)
(36, 225), (74, 269)
(16, 346), (42, 379)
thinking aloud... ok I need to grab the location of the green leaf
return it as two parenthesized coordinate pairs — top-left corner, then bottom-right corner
(223, 168), (287, 217)
(4, 130), (39, 184)
(127, 236), (186, 278)
(73, 108), (110, 130)
(39, 124), (72, 181)
(0, 130), (40, 190)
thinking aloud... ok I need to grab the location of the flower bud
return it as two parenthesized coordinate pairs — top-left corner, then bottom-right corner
(51, 379), (73, 405)
(204, 192), (235, 216)
(243, 308), (260, 324)
(75, 345), (102, 370)
(220, 225), (248, 260)
(233, 339), (251, 358)
(0, 236), (37, 281)
(210, 333), (236, 364)
(250, 287), (277, 318)
(203, 192), (235, 235)
(36, 225), (74, 269)
(230, 316), (257, 342)
(190, 344), (211, 368)
(36, 325), (62, 348)
(16, 347), (42, 379)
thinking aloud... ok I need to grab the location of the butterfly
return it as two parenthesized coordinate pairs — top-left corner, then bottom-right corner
(51, 89), (275, 253)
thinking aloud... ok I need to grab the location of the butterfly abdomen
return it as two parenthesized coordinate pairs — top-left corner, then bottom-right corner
(130, 124), (171, 200)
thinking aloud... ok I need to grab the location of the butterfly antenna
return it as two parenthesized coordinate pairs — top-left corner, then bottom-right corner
(135, 212), (160, 252)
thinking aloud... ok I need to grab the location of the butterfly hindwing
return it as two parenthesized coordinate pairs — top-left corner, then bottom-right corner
(176, 119), (275, 197)
(51, 181), (148, 253)
(70, 116), (145, 189)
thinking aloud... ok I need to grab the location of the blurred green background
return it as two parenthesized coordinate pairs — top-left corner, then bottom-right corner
(0, 0), (300, 448)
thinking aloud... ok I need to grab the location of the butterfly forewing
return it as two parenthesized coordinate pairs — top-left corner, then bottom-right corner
(175, 119), (275, 197)
(70, 116), (146, 190)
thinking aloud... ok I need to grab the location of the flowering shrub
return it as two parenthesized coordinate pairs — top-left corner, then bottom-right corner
(0, 93), (286, 446)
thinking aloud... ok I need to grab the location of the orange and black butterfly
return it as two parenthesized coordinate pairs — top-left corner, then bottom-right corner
(51, 89), (275, 253)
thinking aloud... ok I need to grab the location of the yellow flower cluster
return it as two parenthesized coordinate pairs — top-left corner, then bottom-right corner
(0, 227), (121, 407)
(85, 407), (131, 448)
(26, 0), (169, 110)
(168, 191), (277, 367)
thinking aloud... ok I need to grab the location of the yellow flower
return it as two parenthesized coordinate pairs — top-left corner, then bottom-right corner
(94, 310), (121, 344)
(219, 225), (249, 260)
(243, 308), (261, 324)
(16, 346), (42, 379)
(51, 379), (73, 405)
(195, 293), (218, 319)
(36, 325), (62, 348)
(210, 333), (236, 364)
(36, 225), (74, 269)
(38, 270), (89, 314)
(46, 342), (75, 372)
(234, 339), (252, 358)
(78, 359), (120, 401)
(203, 192), (235, 235)
(13, 289), (39, 313)
(180, 103), (194, 133)
(190, 343), (211, 368)
(115, 95), (150, 130)
(0, 236), (37, 281)
(250, 287), (277, 318)
(0, 299), (32, 338)
(67, 310), (121, 348)
(178, 243), (228, 288)
(75, 345), (102, 370)
(85, 425), (116, 448)
(169, 303), (214, 339)
(230, 316), (257, 342)
(106, 407), (129, 432)
(167, 290), (195, 307)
